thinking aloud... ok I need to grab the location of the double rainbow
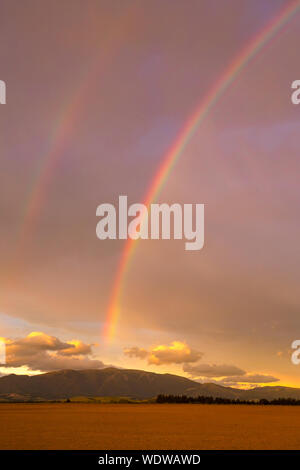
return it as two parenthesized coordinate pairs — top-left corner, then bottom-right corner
(13, 2), (300, 341)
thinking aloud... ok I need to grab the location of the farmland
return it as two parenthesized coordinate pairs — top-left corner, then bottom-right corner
(0, 403), (300, 449)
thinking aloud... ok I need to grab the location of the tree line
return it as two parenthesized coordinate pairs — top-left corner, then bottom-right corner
(156, 394), (300, 405)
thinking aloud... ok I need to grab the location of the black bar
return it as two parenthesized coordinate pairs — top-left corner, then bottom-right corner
(0, 450), (300, 467)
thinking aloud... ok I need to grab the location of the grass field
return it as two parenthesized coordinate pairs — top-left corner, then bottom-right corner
(0, 403), (300, 450)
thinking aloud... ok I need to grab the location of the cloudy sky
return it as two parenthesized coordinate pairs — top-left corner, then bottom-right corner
(0, 0), (300, 388)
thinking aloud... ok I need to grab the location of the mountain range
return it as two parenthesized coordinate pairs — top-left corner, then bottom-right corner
(0, 367), (300, 402)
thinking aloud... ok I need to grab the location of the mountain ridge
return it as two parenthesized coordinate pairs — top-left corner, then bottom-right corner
(0, 367), (299, 401)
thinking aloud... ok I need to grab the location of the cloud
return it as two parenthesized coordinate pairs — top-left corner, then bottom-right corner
(0, 332), (105, 372)
(149, 341), (202, 365)
(183, 363), (246, 378)
(124, 347), (148, 359)
(124, 341), (202, 366)
(221, 374), (279, 384)
(123, 343), (280, 386)
(59, 340), (92, 356)
(183, 362), (279, 385)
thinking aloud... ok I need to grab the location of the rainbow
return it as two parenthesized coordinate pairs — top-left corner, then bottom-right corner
(15, 3), (136, 260)
(103, 0), (300, 341)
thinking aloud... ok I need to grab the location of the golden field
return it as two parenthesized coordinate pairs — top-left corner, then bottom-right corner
(0, 403), (300, 450)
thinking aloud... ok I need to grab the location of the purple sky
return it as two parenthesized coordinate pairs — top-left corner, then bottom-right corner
(0, 0), (300, 388)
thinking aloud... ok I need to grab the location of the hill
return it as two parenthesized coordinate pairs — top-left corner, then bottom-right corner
(0, 368), (299, 401)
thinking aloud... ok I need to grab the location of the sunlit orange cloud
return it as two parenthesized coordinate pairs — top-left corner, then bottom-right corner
(0, 332), (104, 372)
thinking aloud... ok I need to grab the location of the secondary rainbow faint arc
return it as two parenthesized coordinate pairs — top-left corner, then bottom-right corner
(15, 3), (136, 261)
(103, 0), (300, 341)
